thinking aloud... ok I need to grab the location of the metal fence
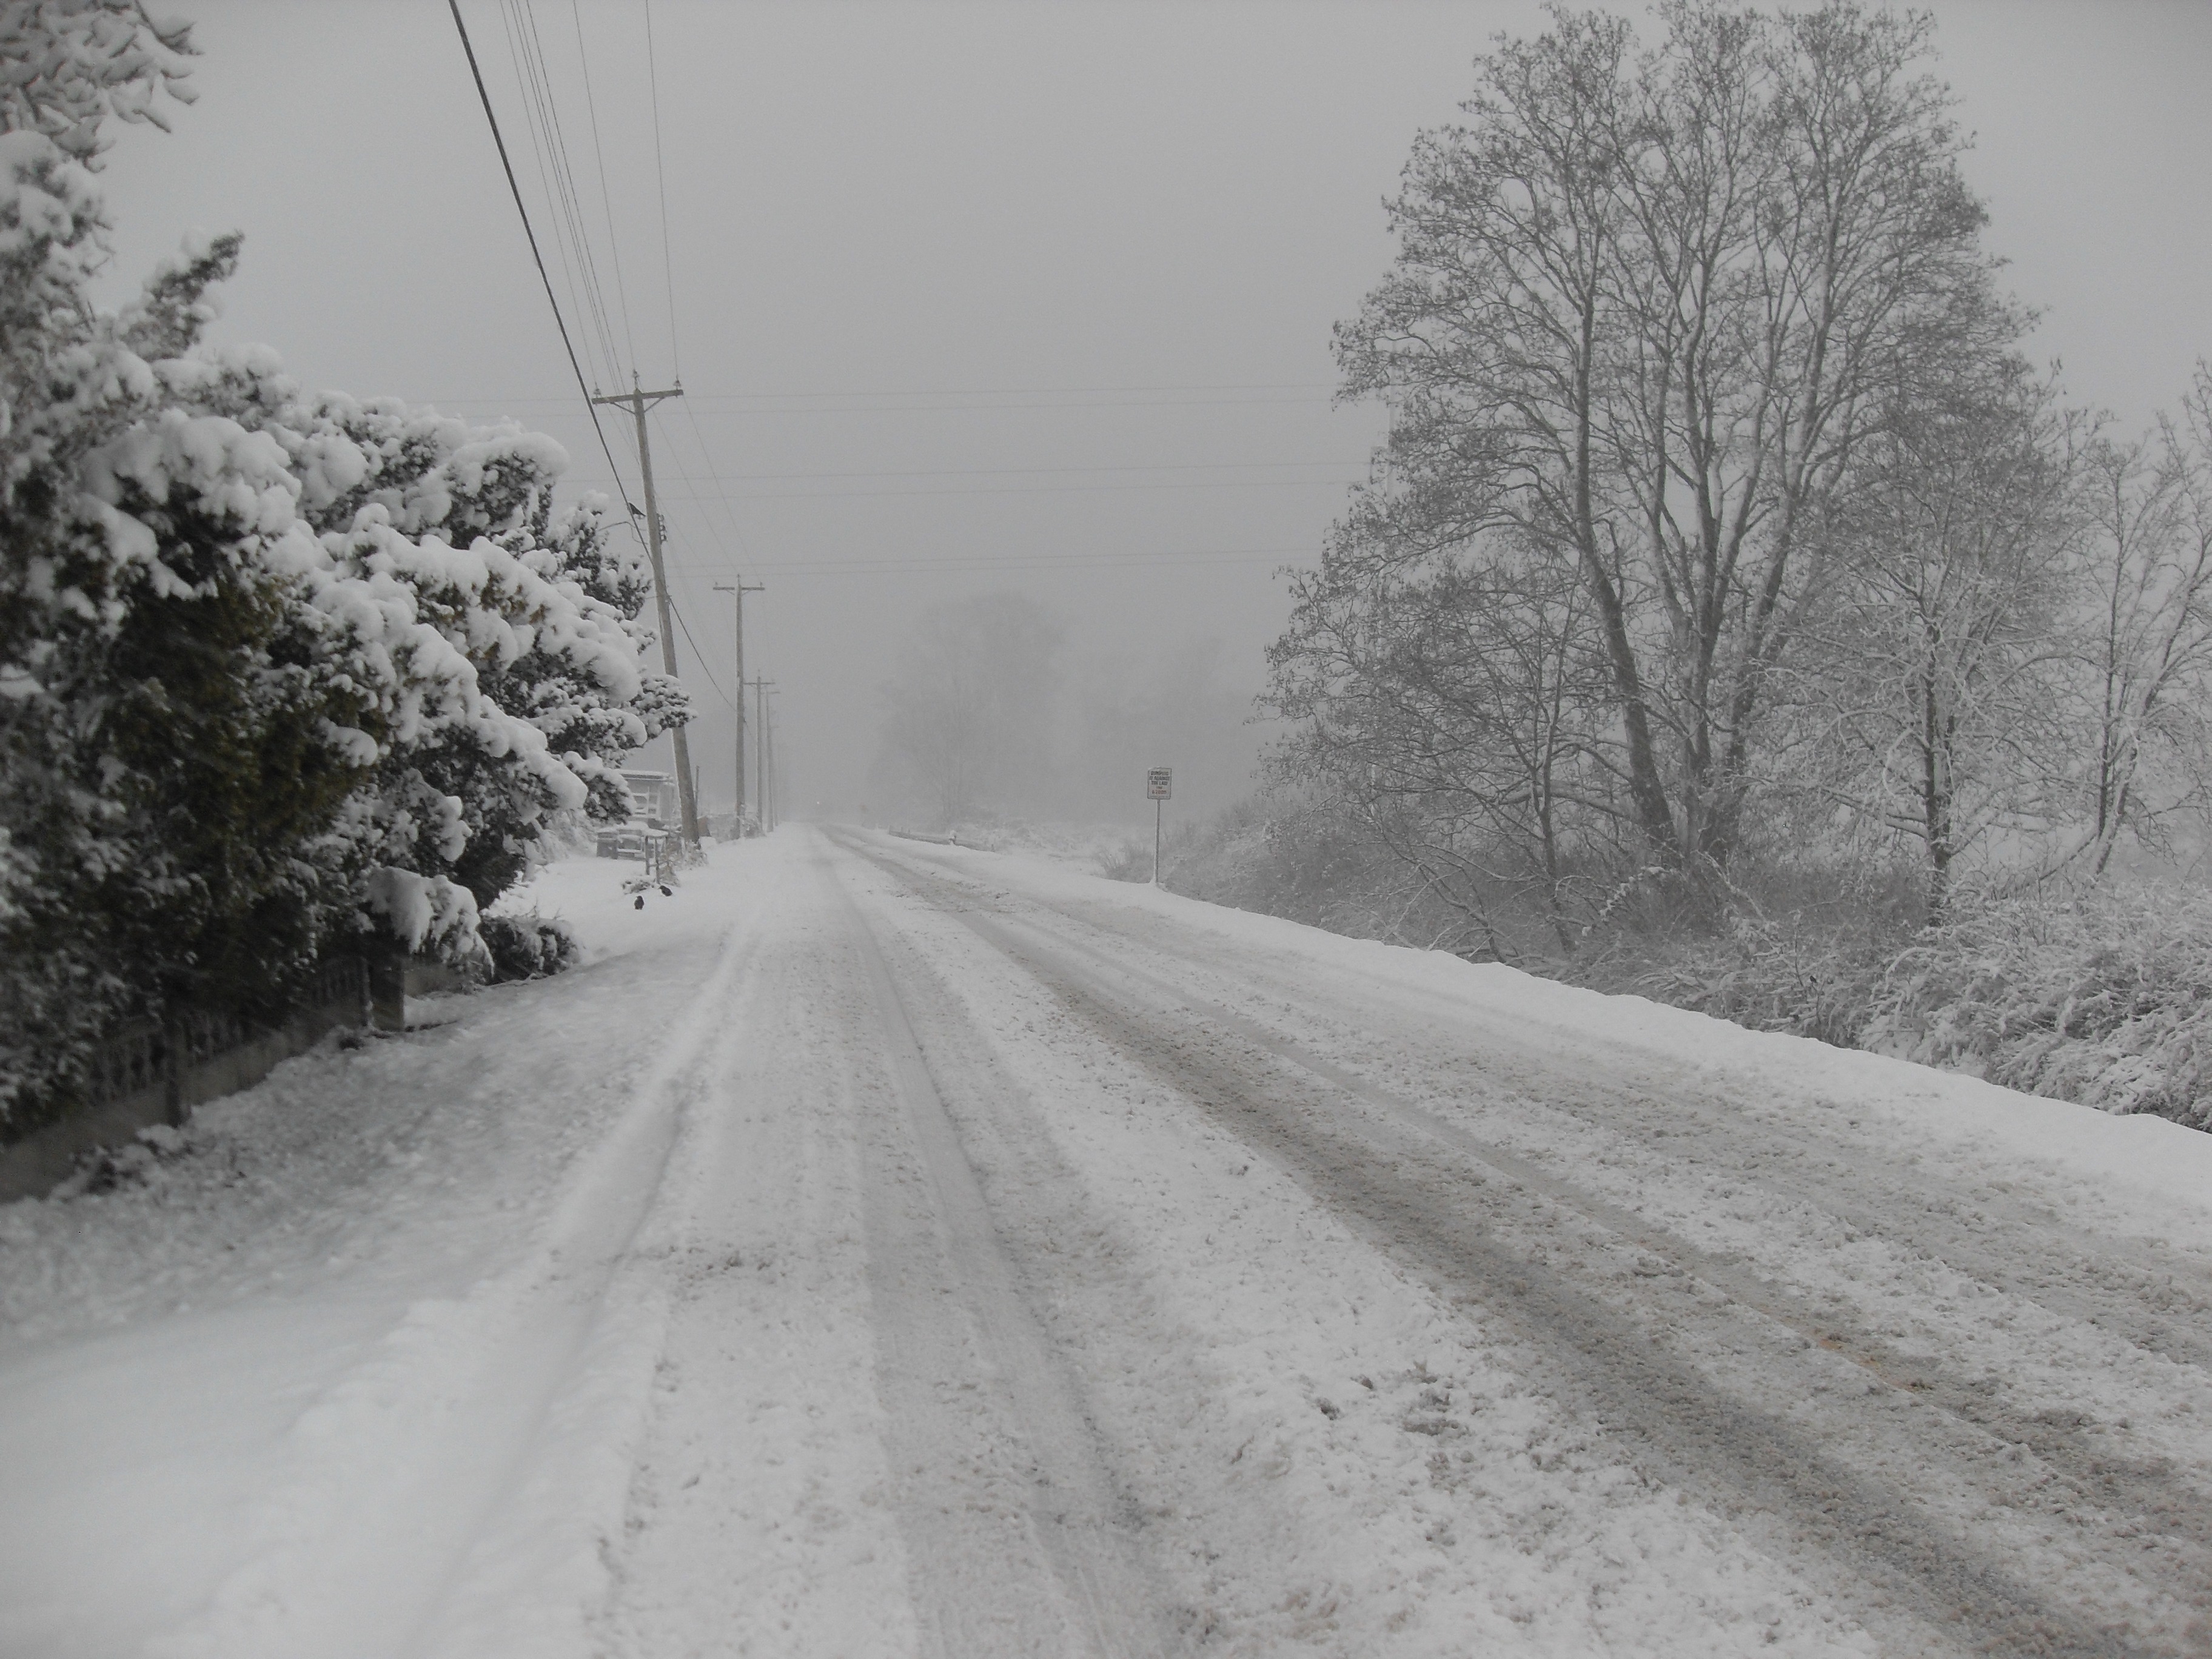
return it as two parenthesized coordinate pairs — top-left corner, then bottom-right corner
(76, 957), (368, 1115)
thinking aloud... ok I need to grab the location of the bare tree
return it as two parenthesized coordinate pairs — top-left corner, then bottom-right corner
(1795, 366), (2078, 919)
(1270, 513), (1614, 956)
(1315, 0), (2018, 880)
(2069, 369), (2212, 873)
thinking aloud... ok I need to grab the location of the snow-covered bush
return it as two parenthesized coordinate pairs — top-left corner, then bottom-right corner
(0, 23), (378, 1128)
(1863, 887), (2212, 1130)
(1626, 913), (1895, 1051)
(0, 10), (680, 1131)
(478, 913), (581, 984)
(0, 2), (195, 169)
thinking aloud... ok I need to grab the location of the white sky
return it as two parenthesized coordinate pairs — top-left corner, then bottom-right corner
(90, 0), (2212, 817)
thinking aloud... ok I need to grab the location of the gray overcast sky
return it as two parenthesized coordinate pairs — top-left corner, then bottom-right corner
(89, 0), (2212, 819)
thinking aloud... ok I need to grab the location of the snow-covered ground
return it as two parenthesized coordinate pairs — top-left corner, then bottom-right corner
(5, 827), (2212, 1658)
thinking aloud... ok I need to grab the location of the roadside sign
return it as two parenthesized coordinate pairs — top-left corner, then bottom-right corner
(1147, 767), (1173, 800)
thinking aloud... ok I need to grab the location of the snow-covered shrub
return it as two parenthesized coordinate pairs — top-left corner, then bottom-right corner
(478, 913), (580, 984)
(173, 365), (691, 935)
(1628, 912), (1892, 1050)
(0, 25), (380, 1128)
(1864, 886), (2212, 1130)
(0, 12), (679, 1132)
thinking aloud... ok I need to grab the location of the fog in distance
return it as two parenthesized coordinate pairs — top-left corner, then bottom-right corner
(88, 0), (2212, 828)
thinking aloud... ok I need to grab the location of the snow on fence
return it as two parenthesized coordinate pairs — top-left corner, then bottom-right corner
(0, 956), (370, 1204)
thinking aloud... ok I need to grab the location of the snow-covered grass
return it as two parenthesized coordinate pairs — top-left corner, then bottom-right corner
(1863, 885), (2212, 1128)
(1156, 793), (2212, 1133)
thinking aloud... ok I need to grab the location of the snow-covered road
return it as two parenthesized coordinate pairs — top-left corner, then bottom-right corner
(7, 828), (2212, 1658)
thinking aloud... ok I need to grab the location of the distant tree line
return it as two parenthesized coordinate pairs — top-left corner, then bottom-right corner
(0, 4), (684, 1133)
(1267, 0), (2212, 960)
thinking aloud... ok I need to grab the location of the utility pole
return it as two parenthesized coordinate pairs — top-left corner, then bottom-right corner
(747, 677), (776, 831)
(591, 377), (700, 848)
(766, 689), (781, 831)
(713, 579), (763, 833)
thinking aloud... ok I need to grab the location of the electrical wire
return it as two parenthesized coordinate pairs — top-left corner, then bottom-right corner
(652, 403), (750, 569)
(417, 381), (1336, 408)
(666, 593), (735, 708)
(675, 392), (749, 552)
(493, 0), (596, 385)
(562, 0), (641, 375)
(446, 0), (635, 508)
(670, 380), (1335, 400)
(628, 457), (1367, 483)
(642, 0), (682, 381)
(499, 0), (600, 375)
(504, 0), (625, 383)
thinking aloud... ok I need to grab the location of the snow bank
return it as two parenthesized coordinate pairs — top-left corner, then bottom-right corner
(919, 840), (2212, 1238)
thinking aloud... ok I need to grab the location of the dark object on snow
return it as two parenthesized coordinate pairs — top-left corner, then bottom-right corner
(634, 896), (645, 910)
(659, 884), (672, 897)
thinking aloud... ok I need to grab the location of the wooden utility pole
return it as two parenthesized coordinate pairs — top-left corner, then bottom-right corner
(591, 378), (700, 848)
(766, 689), (780, 831)
(747, 677), (776, 831)
(713, 579), (763, 833)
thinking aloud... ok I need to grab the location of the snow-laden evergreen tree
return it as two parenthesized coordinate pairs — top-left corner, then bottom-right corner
(167, 358), (692, 936)
(0, 8), (341, 1129)
(0, 3), (683, 1131)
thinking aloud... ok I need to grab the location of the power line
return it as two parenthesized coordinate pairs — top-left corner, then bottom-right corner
(651, 403), (751, 575)
(642, 0), (682, 381)
(494, 0), (595, 385)
(498, 0), (602, 378)
(576, 394), (1337, 418)
(671, 555), (1298, 575)
(558, 0), (640, 375)
(446, 0), (635, 508)
(503, 0), (625, 383)
(662, 380), (1338, 400)
(679, 398), (749, 551)
(663, 546), (1309, 579)
(667, 545), (1311, 575)
(667, 592), (734, 708)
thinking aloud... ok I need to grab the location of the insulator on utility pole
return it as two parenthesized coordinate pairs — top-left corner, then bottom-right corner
(591, 377), (701, 849)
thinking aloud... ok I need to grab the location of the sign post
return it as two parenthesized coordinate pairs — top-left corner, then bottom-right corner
(1146, 767), (1173, 885)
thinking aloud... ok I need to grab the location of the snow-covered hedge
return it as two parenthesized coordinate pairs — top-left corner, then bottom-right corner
(0, 13), (677, 1131)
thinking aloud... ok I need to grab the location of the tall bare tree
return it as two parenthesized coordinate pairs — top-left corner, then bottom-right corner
(1301, 0), (2020, 886)
(2070, 369), (2212, 874)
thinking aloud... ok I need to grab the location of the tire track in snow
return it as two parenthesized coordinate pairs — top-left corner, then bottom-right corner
(147, 907), (767, 1659)
(839, 831), (2207, 1659)
(853, 837), (2212, 1507)
(958, 856), (2212, 1381)
(974, 897), (2212, 1600)
(824, 845), (1179, 1659)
